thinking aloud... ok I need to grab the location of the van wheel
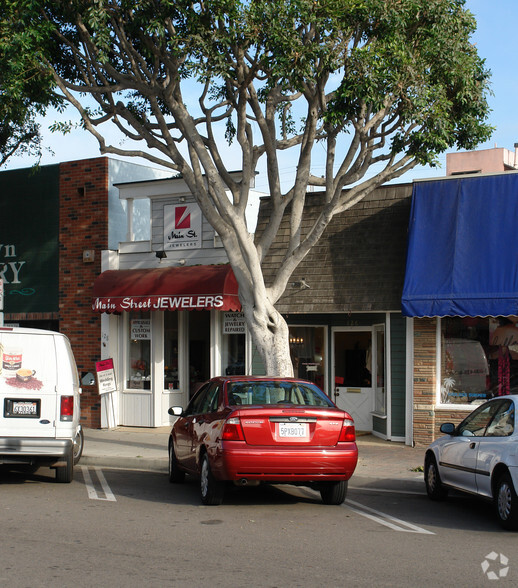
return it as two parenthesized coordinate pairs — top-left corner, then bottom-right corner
(56, 449), (74, 483)
(73, 428), (84, 465)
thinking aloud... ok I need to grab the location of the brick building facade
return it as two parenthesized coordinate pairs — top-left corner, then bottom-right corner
(0, 157), (169, 428)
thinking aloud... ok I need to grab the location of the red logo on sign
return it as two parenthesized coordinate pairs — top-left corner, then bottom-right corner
(175, 206), (191, 229)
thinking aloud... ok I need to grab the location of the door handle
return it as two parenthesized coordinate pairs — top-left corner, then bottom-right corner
(470, 442), (476, 449)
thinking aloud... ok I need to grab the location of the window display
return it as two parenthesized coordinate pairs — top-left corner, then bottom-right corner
(440, 316), (518, 405)
(289, 326), (325, 390)
(127, 311), (151, 390)
(164, 312), (179, 390)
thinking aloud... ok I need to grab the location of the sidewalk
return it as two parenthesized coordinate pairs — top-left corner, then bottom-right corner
(81, 427), (427, 483)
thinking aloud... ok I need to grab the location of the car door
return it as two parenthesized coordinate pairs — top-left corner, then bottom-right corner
(475, 399), (515, 498)
(190, 382), (221, 468)
(174, 383), (211, 472)
(439, 401), (501, 493)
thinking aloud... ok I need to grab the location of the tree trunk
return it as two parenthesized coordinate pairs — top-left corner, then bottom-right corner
(242, 301), (294, 377)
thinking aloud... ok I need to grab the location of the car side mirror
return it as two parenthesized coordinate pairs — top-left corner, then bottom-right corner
(440, 422), (456, 435)
(168, 406), (183, 417)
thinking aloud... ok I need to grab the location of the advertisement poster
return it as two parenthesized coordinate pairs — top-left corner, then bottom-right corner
(95, 358), (117, 395)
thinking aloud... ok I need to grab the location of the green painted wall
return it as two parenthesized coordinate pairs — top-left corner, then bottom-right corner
(0, 165), (60, 313)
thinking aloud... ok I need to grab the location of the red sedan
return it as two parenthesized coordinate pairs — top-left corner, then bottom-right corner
(167, 376), (358, 505)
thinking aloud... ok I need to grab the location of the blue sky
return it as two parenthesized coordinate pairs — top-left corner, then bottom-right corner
(4, 0), (517, 190)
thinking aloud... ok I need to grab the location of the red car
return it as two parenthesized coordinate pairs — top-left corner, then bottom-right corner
(167, 376), (358, 505)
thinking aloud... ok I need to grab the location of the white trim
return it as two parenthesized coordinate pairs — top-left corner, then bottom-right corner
(405, 317), (414, 446)
(385, 313), (391, 437)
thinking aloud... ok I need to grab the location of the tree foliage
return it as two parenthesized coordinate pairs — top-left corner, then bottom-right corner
(0, 0), (493, 373)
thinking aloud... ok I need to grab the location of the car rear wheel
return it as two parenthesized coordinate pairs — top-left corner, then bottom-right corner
(168, 442), (185, 483)
(200, 453), (224, 506)
(495, 472), (518, 530)
(320, 480), (347, 505)
(424, 454), (448, 500)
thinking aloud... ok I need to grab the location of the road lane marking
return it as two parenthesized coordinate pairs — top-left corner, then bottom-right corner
(350, 486), (426, 496)
(343, 498), (434, 534)
(81, 466), (116, 501)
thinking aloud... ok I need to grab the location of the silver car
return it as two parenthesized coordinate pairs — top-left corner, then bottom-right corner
(424, 395), (518, 530)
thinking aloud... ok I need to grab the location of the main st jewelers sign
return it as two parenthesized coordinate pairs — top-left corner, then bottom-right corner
(164, 203), (202, 249)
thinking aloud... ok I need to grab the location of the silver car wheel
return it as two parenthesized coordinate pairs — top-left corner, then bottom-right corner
(498, 481), (513, 521)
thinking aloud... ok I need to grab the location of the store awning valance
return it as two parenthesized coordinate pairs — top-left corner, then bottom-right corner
(402, 173), (518, 318)
(92, 264), (241, 313)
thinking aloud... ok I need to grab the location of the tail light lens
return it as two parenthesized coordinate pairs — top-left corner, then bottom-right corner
(60, 396), (74, 422)
(339, 418), (356, 442)
(222, 416), (245, 441)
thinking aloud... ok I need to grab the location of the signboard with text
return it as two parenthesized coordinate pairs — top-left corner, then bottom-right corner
(163, 203), (202, 250)
(95, 358), (117, 394)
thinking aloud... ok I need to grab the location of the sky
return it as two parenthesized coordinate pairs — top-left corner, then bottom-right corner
(3, 0), (518, 194)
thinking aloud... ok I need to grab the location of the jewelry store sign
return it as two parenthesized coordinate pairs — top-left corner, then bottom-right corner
(164, 203), (202, 250)
(223, 312), (245, 334)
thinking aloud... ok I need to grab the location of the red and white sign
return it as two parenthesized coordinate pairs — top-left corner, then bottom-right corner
(164, 203), (202, 250)
(95, 358), (117, 394)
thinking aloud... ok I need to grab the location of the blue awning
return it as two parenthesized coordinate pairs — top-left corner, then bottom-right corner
(402, 173), (518, 317)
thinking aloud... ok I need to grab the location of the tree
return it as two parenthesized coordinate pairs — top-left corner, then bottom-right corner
(0, 4), (58, 166)
(0, 0), (492, 375)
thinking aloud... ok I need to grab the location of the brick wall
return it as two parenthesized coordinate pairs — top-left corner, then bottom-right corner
(59, 158), (109, 428)
(413, 318), (437, 446)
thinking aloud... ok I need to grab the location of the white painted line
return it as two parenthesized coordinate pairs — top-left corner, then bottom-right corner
(81, 466), (117, 502)
(351, 485), (426, 496)
(344, 498), (434, 534)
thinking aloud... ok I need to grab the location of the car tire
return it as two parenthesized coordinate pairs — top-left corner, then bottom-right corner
(495, 472), (518, 530)
(73, 427), (84, 465)
(424, 453), (448, 500)
(168, 442), (185, 483)
(56, 448), (74, 483)
(320, 480), (348, 505)
(200, 453), (224, 506)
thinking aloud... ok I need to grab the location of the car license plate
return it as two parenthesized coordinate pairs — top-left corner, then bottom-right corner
(278, 422), (308, 439)
(4, 398), (40, 418)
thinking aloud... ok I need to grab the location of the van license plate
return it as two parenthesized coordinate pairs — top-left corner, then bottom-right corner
(4, 399), (40, 418)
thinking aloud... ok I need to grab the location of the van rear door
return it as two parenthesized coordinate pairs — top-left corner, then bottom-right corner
(0, 330), (59, 439)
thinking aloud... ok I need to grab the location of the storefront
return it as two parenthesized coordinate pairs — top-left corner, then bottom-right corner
(402, 172), (518, 444)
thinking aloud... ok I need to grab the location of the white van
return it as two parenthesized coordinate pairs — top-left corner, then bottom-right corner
(0, 327), (82, 482)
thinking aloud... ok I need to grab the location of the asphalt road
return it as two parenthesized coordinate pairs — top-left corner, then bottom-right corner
(0, 466), (516, 587)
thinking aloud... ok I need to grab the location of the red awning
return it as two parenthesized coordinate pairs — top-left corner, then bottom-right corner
(92, 264), (241, 313)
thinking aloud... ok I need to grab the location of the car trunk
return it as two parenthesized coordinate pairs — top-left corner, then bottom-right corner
(235, 407), (345, 446)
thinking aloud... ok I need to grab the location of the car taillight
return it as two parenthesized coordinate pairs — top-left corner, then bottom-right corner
(60, 396), (74, 422)
(222, 416), (245, 441)
(339, 418), (356, 442)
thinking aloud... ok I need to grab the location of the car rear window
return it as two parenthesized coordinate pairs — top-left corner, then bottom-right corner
(227, 381), (334, 407)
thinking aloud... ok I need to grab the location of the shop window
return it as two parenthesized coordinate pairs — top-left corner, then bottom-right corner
(127, 311), (151, 390)
(289, 326), (325, 390)
(164, 312), (179, 391)
(440, 316), (518, 405)
(222, 313), (246, 376)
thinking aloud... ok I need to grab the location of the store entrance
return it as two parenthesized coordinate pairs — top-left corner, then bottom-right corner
(332, 328), (374, 432)
(188, 311), (210, 399)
